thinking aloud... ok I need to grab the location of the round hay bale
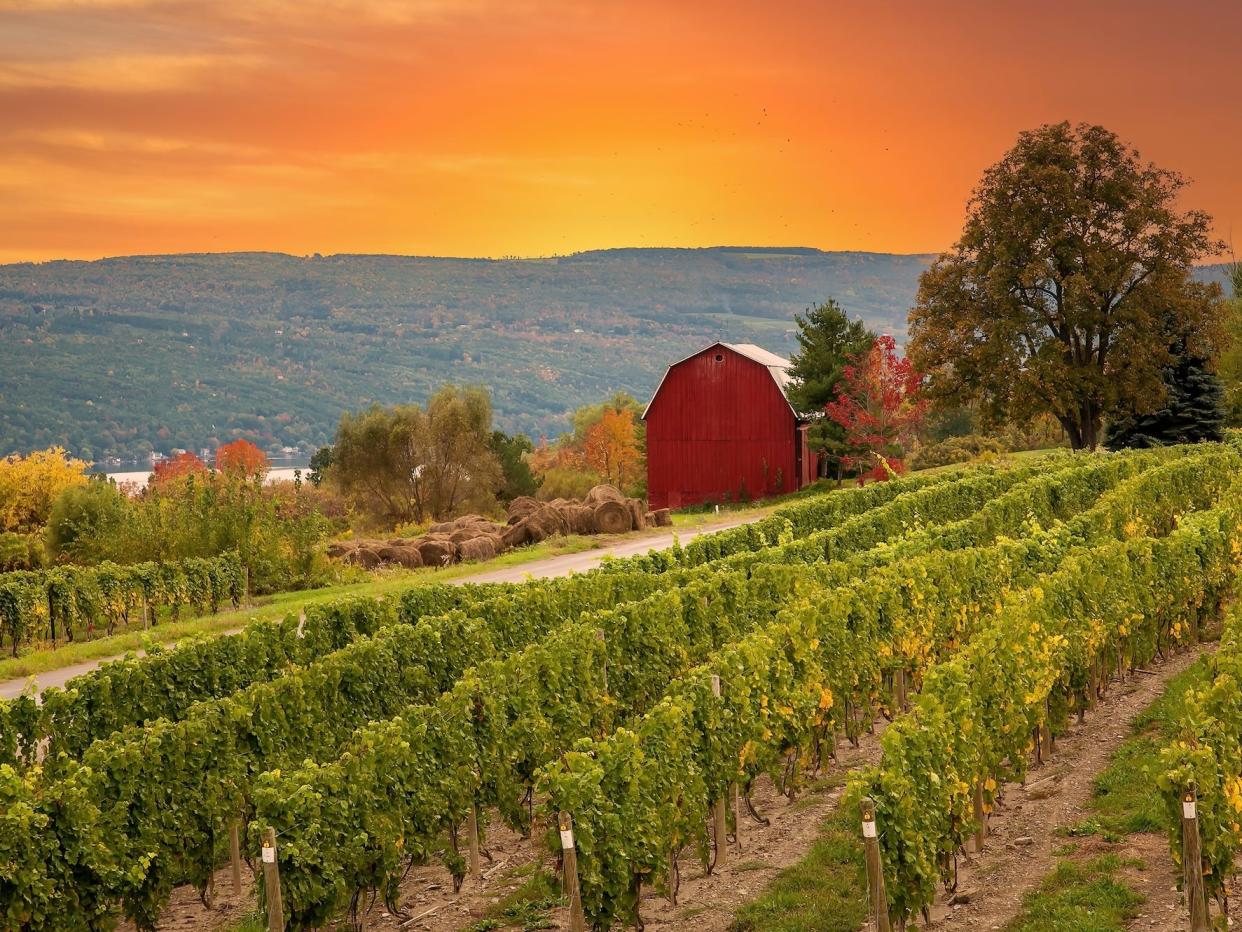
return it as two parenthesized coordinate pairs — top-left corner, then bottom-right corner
(593, 500), (632, 535)
(584, 484), (625, 506)
(507, 496), (541, 524)
(459, 537), (498, 563)
(429, 521), (456, 535)
(376, 544), (424, 568)
(416, 537), (459, 567)
(626, 499), (647, 530)
(347, 546), (384, 569)
(326, 540), (358, 559)
(522, 505), (570, 543)
(500, 523), (530, 550)
(653, 508), (673, 527)
(558, 503), (597, 535)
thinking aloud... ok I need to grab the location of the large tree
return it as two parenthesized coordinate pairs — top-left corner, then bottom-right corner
(1218, 263), (1242, 425)
(909, 122), (1223, 450)
(332, 386), (503, 525)
(787, 299), (875, 477)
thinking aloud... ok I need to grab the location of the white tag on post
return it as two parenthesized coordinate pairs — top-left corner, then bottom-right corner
(1184, 800), (1197, 819)
(560, 828), (575, 850)
(262, 845), (276, 863)
(862, 819), (877, 839)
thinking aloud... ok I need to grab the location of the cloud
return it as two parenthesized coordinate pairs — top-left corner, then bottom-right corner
(0, 51), (262, 92)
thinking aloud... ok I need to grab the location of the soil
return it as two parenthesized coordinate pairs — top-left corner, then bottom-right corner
(124, 647), (1208, 932)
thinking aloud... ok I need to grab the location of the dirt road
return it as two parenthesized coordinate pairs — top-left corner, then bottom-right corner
(0, 515), (762, 700)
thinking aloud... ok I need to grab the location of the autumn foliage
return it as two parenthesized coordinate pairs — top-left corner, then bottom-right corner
(151, 451), (208, 486)
(214, 439), (269, 478)
(824, 335), (927, 481)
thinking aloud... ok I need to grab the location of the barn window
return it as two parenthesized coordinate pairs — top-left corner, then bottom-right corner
(714, 353), (724, 362)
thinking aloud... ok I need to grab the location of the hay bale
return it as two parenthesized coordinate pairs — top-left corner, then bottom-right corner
(507, 496), (541, 525)
(459, 537), (498, 562)
(347, 545), (384, 569)
(501, 523), (531, 550)
(652, 508), (673, 527)
(626, 499), (647, 530)
(416, 537), (459, 567)
(428, 521), (456, 535)
(558, 503), (597, 535)
(593, 500), (632, 535)
(326, 540), (358, 559)
(584, 484), (625, 506)
(376, 544), (424, 568)
(522, 505), (570, 543)
(448, 524), (502, 543)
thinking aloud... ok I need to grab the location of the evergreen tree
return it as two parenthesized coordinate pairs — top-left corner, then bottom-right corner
(1105, 331), (1225, 449)
(787, 299), (874, 480)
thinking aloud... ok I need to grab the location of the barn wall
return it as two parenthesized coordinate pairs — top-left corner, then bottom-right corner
(645, 346), (799, 510)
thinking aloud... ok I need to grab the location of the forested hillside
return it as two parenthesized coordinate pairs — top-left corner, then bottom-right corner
(0, 249), (1231, 462)
(0, 248), (931, 460)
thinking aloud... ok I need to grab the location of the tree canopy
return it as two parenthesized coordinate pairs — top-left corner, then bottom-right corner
(909, 121), (1223, 450)
(331, 386), (503, 525)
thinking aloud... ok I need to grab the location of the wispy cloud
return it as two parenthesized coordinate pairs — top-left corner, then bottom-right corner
(0, 51), (260, 92)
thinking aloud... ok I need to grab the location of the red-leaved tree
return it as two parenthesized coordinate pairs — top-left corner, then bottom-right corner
(214, 439), (269, 478)
(151, 451), (208, 486)
(824, 335), (927, 481)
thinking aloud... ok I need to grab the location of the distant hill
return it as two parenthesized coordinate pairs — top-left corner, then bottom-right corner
(0, 248), (1230, 461)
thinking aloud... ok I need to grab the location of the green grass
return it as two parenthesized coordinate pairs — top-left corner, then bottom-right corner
(467, 864), (562, 930)
(1069, 658), (1209, 840)
(727, 808), (867, 932)
(0, 535), (601, 684)
(1004, 854), (1145, 932)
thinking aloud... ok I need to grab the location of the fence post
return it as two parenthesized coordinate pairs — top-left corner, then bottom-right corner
(229, 819), (244, 895)
(711, 674), (728, 871)
(860, 797), (891, 932)
(1182, 786), (1209, 932)
(467, 806), (482, 879)
(261, 827), (285, 932)
(559, 811), (586, 932)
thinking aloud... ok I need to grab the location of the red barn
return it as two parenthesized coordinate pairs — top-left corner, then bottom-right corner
(643, 342), (815, 510)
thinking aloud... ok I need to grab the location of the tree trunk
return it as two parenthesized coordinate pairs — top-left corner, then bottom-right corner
(1059, 405), (1102, 451)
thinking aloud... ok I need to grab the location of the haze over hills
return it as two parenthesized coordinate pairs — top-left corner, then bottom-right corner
(0, 247), (1232, 462)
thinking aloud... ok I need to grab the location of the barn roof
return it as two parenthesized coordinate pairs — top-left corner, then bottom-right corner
(642, 341), (799, 419)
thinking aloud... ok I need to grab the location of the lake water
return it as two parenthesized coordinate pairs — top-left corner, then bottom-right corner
(98, 459), (311, 490)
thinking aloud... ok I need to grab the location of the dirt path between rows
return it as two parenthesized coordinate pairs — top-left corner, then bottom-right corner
(0, 514), (764, 700)
(928, 644), (1207, 932)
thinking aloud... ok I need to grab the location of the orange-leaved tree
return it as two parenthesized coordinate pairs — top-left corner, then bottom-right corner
(581, 407), (642, 490)
(215, 439), (269, 478)
(151, 451), (208, 486)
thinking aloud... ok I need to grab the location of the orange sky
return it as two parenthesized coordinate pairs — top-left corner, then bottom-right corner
(1, 0), (1239, 263)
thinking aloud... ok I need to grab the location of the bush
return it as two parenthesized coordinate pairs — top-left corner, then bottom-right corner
(0, 532), (44, 571)
(909, 434), (1006, 470)
(45, 479), (131, 563)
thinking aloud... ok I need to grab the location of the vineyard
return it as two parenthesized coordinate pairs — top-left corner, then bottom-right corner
(1, 444), (1239, 931)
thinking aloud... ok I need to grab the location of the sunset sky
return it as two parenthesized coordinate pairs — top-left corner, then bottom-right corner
(2, 0), (1239, 264)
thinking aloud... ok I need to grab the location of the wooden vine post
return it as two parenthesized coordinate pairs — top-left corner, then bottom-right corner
(711, 674), (729, 871)
(1039, 697), (1053, 761)
(894, 667), (907, 712)
(467, 806), (482, 879)
(971, 782), (987, 854)
(229, 819), (243, 895)
(261, 827), (285, 932)
(1181, 785), (1209, 932)
(860, 797), (891, 932)
(596, 628), (608, 693)
(559, 811), (586, 932)
(731, 781), (743, 852)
